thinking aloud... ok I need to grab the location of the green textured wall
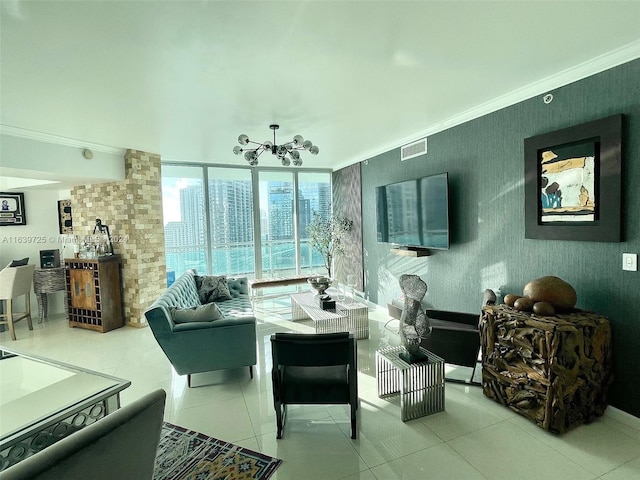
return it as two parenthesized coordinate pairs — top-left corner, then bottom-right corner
(360, 59), (640, 417)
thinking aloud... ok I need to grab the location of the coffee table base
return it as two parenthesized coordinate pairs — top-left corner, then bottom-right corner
(290, 292), (369, 339)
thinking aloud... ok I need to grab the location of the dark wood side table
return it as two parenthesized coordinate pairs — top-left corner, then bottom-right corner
(65, 256), (124, 333)
(33, 267), (67, 323)
(479, 304), (613, 433)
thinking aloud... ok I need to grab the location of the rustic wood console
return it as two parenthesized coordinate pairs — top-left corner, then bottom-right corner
(479, 304), (612, 433)
(65, 256), (123, 333)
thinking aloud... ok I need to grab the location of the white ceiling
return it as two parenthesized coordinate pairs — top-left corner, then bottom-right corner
(2, 1), (640, 182)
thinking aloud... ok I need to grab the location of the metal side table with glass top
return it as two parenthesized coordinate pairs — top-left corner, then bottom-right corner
(376, 345), (445, 421)
(0, 348), (130, 470)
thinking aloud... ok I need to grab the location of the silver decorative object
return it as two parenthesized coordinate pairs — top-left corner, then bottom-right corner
(93, 218), (113, 256)
(307, 276), (331, 296)
(398, 274), (431, 363)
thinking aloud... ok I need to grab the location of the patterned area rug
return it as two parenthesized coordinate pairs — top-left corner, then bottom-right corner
(154, 422), (282, 480)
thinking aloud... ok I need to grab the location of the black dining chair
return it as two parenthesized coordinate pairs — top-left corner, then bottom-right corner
(270, 332), (358, 439)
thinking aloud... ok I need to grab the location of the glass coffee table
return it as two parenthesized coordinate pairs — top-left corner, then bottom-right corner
(290, 291), (369, 339)
(0, 347), (131, 469)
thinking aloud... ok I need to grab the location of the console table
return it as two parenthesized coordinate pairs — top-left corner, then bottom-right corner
(0, 348), (130, 468)
(479, 304), (613, 433)
(33, 267), (67, 323)
(65, 256), (123, 333)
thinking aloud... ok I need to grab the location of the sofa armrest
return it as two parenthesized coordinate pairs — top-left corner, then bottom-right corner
(144, 306), (173, 335)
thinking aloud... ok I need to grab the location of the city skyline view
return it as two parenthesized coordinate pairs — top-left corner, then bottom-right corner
(162, 165), (331, 280)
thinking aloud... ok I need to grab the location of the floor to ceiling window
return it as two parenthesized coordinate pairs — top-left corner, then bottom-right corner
(258, 170), (296, 278)
(162, 165), (207, 282)
(162, 163), (331, 283)
(298, 172), (332, 275)
(208, 167), (255, 276)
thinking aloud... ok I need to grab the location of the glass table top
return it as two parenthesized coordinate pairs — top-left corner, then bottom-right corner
(0, 347), (131, 443)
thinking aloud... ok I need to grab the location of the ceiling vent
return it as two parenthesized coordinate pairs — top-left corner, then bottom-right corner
(400, 138), (427, 161)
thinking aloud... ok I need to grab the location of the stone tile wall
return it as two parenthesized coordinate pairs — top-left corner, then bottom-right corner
(333, 163), (363, 290)
(70, 149), (165, 327)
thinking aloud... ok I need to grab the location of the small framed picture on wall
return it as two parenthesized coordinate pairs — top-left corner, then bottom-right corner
(0, 192), (26, 226)
(58, 199), (73, 234)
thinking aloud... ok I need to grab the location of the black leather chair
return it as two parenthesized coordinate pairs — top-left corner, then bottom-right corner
(422, 309), (481, 383)
(388, 301), (482, 385)
(270, 332), (358, 439)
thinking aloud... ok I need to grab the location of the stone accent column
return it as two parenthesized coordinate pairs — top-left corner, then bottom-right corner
(70, 149), (165, 327)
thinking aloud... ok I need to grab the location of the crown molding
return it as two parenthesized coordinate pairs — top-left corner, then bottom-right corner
(334, 40), (640, 171)
(0, 125), (124, 155)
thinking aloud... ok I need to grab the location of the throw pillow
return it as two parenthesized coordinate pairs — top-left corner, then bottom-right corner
(8, 258), (29, 267)
(194, 275), (232, 303)
(169, 303), (224, 324)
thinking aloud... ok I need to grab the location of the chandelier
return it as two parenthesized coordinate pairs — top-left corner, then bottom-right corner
(233, 124), (319, 167)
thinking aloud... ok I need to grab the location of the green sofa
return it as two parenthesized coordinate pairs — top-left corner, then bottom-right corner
(144, 269), (257, 386)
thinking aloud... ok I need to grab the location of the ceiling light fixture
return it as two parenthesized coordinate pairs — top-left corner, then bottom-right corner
(233, 124), (319, 167)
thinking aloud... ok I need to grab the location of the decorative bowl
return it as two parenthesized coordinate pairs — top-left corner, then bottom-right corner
(307, 276), (332, 296)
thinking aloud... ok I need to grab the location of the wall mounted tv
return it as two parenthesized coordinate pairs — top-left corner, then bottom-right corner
(376, 172), (450, 250)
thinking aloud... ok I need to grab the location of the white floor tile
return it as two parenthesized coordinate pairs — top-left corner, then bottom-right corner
(3, 302), (639, 480)
(255, 423), (368, 480)
(449, 421), (596, 480)
(507, 414), (640, 477)
(599, 456), (640, 480)
(370, 443), (487, 480)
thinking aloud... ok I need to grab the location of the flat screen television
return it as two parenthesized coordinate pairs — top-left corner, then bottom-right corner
(376, 172), (449, 250)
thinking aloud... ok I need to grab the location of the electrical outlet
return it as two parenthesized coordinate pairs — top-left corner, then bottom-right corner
(622, 253), (637, 272)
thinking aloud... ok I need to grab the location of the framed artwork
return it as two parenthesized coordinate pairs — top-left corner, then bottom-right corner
(58, 199), (73, 234)
(0, 192), (26, 226)
(524, 114), (622, 242)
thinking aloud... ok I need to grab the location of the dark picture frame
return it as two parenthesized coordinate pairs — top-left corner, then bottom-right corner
(524, 114), (622, 242)
(0, 192), (26, 226)
(58, 199), (73, 234)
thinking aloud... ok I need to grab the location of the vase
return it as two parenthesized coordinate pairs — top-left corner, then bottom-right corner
(307, 276), (331, 296)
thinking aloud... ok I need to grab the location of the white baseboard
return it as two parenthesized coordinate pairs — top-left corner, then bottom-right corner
(605, 406), (640, 430)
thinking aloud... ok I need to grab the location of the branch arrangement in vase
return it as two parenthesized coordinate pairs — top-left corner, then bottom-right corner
(306, 211), (352, 279)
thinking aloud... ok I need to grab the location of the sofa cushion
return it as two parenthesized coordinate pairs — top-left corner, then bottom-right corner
(195, 275), (233, 303)
(170, 303), (224, 324)
(8, 257), (29, 267)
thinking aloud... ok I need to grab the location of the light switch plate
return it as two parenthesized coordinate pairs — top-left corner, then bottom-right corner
(623, 253), (637, 271)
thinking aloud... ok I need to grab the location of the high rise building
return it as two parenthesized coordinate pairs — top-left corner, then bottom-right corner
(178, 185), (205, 246)
(209, 179), (254, 244)
(267, 182), (294, 241)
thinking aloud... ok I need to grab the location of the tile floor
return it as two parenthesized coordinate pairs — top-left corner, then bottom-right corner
(2, 295), (639, 480)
